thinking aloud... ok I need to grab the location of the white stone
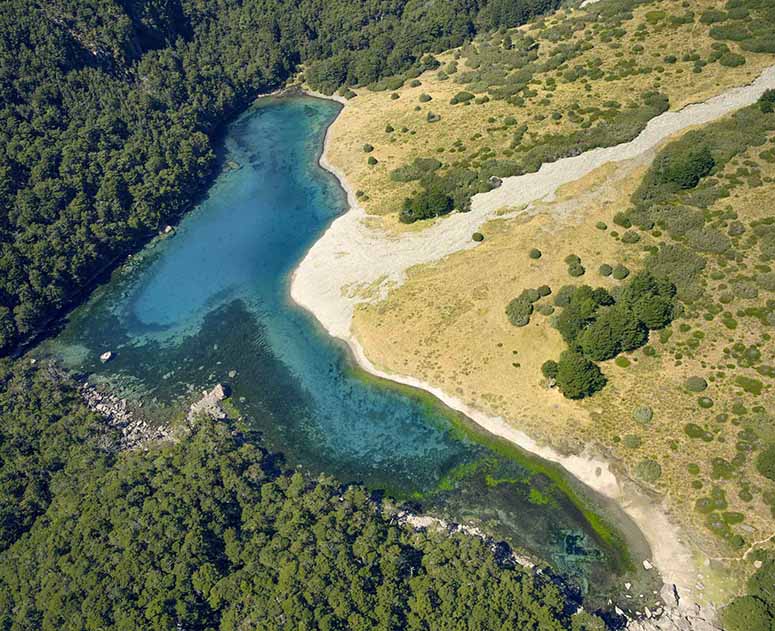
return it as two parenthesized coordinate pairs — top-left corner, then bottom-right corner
(100, 351), (113, 363)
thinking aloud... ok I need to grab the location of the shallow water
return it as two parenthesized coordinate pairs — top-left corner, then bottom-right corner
(40, 96), (657, 605)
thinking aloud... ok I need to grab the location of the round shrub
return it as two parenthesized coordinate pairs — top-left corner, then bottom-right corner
(363, 143), (374, 153)
(612, 264), (630, 280)
(418, 93), (432, 103)
(698, 396), (714, 409)
(426, 111), (441, 123)
(555, 350), (606, 399)
(623, 434), (642, 449)
(564, 254), (581, 266)
(537, 304), (555, 316)
(450, 91), (475, 105)
(756, 444), (775, 482)
(367, 156), (378, 166)
(635, 459), (662, 483)
(505, 295), (534, 327)
(685, 376), (708, 392)
(409, 79), (422, 87)
(596, 221), (608, 231)
(529, 248), (542, 259)
(685, 423), (713, 441)
(599, 264), (613, 277)
(537, 285), (552, 297)
(633, 406), (653, 424)
(385, 124), (394, 133)
(472, 232), (484, 242)
(390, 93), (400, 100)
(568, 262), (586, 277)
(621, 230), (641, 244)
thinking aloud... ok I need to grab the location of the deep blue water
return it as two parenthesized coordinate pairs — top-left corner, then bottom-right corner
(40, 96), (656, 604)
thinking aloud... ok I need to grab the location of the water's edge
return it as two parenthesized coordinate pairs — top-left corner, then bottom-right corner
(288, 75), (775, 617)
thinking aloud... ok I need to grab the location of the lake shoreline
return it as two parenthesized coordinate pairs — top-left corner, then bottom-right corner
(285, 76), (775, 627)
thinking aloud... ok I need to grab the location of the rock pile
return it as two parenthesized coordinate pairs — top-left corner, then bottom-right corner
(81, 382), (171, 450)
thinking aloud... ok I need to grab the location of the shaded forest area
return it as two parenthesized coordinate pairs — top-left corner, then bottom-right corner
(0, 0), (561, 354)
(0, 361), (602, 630)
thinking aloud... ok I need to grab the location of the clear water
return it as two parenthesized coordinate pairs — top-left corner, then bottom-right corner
(39, 96), (657, 606)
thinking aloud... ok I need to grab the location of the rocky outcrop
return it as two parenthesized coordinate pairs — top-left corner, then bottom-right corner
(81, 382), (171, 450)
(187, 383), (230, 423)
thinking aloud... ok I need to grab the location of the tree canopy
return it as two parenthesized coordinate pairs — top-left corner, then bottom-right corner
(0, 361), (593, 630)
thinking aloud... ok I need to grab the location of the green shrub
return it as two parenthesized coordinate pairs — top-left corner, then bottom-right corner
(419, 93), (432, 103)
(760, 89), (775, 114)
(528, 248), (542, 259)
(623, 434), (642, 449)
(390, 157), (442, 182)
(505, 288), (543, 327)
(612, 264), (630, 280)
(363, 144), (374, 153)
(426, 111), (441, 123)
(719, 52), (746, 67)
(385, 124), (394, 133)
(658, 144), (716, 190)
(472, 232), (484, 242)
(685, 376), (708, 392)
(450, 91), (475, 105)
(633, 406), (653, 424)
(756, 444), (775, 482)
(700, 9), (727, 24)
(409, 79), (422, 88)
(735, 375), (763, 395)
(721, 596), (773, 631)
(635, 459), (662, 483)
(568, 262), (585, 277)
(367, 156), (378, 166)
(400, 187), (453, 223)
(541, 360), (559, 380)
(599, 264), (613, 277)
(390, 92), (400, 100)
(621, 230), (641, 244)
(554, 350), (606, 399)
(564, 254), (580, 265)
(537, 285), (552, 297)
(595, 221), (608, 230)
(698, 396), (714, 409)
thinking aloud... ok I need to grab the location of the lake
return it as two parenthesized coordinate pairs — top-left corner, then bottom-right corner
(38, 95), (657, 607)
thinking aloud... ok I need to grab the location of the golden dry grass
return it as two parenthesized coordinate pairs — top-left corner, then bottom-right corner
(323, 0), (775, 220)
(352, 130), (775, 594)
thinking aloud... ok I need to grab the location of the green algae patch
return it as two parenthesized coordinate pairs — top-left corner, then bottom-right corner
(347, 362), (637, 574)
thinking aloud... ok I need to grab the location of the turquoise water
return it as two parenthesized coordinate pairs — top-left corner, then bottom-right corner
(40, 96), (656, 605)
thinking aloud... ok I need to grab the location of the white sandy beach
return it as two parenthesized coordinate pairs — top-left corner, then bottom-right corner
(292, 65), (775, 625)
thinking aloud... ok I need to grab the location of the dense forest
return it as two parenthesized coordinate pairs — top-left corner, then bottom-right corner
(0, 0), (562, 355)
(0, 361), (605, 630)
